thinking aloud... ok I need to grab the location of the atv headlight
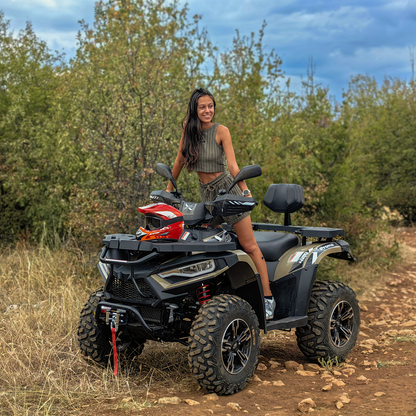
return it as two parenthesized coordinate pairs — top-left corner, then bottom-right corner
(158, 259), (215, 278)
(98, 261), (111, 282)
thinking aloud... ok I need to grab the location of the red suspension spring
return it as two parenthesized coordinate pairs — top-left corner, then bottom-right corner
(197, 283), (211, 305)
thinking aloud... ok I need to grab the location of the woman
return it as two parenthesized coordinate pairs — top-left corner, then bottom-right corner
(166, 88), (276, 320)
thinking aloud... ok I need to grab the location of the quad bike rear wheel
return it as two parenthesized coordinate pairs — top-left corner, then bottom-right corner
(188, 294), (260, 395)
(77, 288), (145, 365)
(296, 280), (360, 363)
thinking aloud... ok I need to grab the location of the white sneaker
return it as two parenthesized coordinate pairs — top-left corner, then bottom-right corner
(265, 297), (276, 320)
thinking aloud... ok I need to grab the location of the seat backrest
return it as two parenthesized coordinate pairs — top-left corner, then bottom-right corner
(263, 184), (304, 213)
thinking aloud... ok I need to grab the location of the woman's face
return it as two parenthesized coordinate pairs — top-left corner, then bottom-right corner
(197, 95), (214, 124)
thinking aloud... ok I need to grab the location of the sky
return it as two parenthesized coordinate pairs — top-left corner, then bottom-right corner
(2, 0), (416, 101)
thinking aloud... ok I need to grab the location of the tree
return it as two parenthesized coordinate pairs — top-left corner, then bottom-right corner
(0, 12), (72, 243)
(342, 74), (416, 223)
(65, 0), (211, 243)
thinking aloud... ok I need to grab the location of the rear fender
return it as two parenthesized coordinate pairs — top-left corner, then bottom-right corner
(273, 240), (354, 281)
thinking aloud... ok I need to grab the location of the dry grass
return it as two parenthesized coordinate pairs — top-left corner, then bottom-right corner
(0, 244), (192, 415)
(393, 335), (416, 344)
(377, 360), (408, 368)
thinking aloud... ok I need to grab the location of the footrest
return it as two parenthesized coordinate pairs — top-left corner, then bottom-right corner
(266, 315), (308, 331)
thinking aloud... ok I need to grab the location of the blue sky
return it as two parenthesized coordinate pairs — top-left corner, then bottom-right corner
(2, 0), (416, 101)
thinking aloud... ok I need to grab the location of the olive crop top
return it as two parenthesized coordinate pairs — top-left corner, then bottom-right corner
(189, 123), (226, 173)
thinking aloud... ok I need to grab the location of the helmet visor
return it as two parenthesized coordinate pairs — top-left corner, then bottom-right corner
(145, 214), (164, 230)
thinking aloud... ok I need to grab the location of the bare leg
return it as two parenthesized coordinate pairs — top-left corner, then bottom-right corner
(233, 215), (272, 297)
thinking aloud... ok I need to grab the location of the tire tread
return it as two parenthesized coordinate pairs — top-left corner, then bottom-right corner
(296, 280), (360, 362)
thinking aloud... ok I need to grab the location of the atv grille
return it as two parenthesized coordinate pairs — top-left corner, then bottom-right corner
(107, 276), (158, 302)
(137, 306), (163, 324)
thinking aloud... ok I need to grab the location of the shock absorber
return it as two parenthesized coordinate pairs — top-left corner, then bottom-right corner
(197, 283), (211, 305)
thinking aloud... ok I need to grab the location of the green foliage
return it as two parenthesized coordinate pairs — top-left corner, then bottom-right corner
(318, 356), (340, 371)
(0, 1), (412, 270)
(65, 0), (211, 245)
(0, 12), (74, 242)
(343, 75), (416, 223)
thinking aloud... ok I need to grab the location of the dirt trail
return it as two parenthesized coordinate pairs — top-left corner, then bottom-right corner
(104, 228), (416, 416)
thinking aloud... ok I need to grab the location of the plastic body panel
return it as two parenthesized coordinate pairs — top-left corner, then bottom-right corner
(98, 223), (354, 338)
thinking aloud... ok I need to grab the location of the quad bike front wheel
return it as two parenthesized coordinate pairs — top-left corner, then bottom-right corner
(77, 288), (145, 365)
(296, 280), (360, 363)
(188, 294), (260, 395)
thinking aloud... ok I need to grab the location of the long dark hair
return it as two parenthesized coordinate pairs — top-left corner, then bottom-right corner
(181, 88), (216, 171)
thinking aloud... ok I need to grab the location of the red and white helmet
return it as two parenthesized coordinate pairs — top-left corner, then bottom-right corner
(136, 203), (184, 241)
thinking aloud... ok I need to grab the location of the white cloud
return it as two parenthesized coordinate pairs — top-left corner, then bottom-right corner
(35, 29), (79, 50)
(2, 0), (416, 101)
(31, 0), (59, 8)
(383, 0), (409, 10)
(28, 0), (92, 12)
(262, 6), (372, 45)
(329, 45), (412, 72)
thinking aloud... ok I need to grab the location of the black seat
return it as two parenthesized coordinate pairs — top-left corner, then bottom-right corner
(254, 231), (299, 261)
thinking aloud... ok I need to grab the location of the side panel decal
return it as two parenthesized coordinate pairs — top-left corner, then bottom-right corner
(307, 242), (337, 265)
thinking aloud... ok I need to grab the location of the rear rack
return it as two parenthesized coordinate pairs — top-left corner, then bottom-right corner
(252, 223), (345, 238)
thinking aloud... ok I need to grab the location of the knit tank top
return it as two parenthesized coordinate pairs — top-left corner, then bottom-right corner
(189, 123), (226, 173)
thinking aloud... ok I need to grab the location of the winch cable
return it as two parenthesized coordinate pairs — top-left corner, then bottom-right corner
(111, 326), (119, 376)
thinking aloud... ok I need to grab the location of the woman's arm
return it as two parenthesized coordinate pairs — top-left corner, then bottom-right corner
(166, 131), (185, 192)
(217, 126), (251, 195)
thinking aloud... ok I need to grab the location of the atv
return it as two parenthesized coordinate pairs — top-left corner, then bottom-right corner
(77, 164), (360, 395)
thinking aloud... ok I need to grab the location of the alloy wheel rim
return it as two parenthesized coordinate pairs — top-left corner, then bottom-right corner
(221, 318), (252, 374)
(330, 300), (354, 347)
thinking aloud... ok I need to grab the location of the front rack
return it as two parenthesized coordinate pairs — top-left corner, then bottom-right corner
(101, 234), (237, 263)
